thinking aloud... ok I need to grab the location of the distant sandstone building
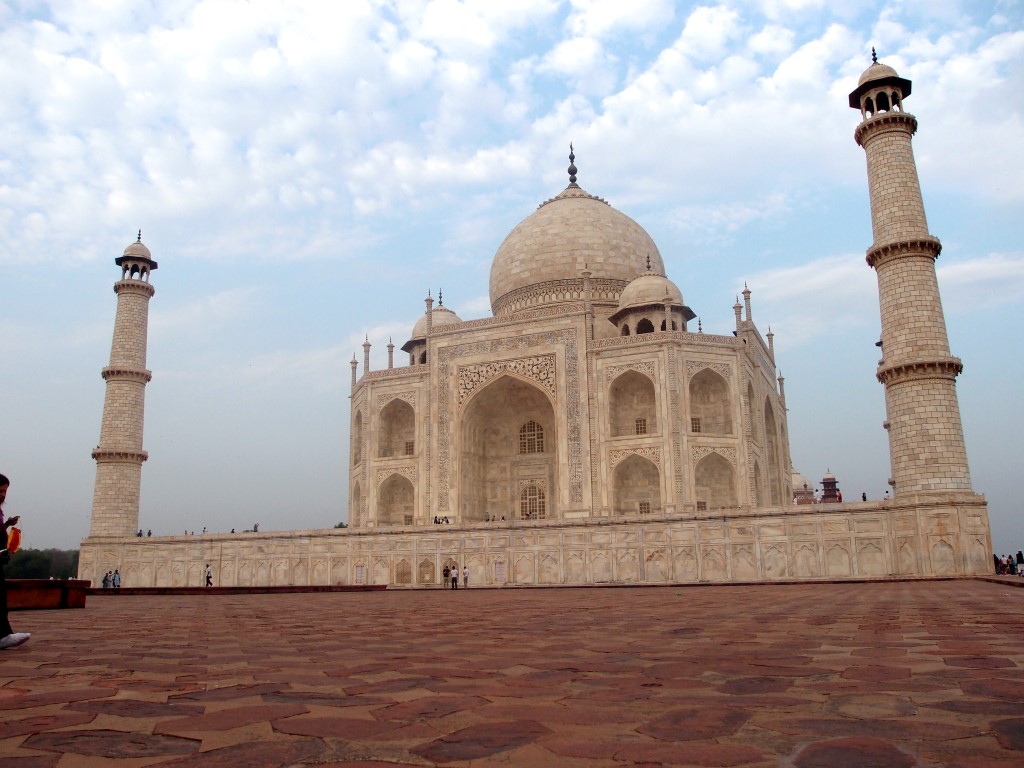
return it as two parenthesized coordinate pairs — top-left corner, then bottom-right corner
(79, 55), (992, 587)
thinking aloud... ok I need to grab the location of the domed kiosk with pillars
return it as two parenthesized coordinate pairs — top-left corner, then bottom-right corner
(78, 59), (991, 588)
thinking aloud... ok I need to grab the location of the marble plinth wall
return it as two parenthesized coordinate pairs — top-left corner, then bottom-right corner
(79, 496), (992, 588)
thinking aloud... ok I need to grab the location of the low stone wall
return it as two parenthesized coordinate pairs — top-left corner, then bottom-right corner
(79, 495), (992, 589)
(7, 579), (90, 610)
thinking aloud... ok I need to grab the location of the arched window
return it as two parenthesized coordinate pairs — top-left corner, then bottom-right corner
(519, 420), (544, 454)
(519, 485), (546, 520)
(418, 351), (427, 364)
(865, 96), (875, 116)
(621, 324), (630, 336)
(636, 318), (655, 334)
(877, 91), (890, 112)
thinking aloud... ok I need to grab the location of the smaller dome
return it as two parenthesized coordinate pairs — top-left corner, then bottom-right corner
(116, 232), (157, 268)
(617, 272), (684, 312)
(857, 61), (899, 87)
(410, 305), (462, 341)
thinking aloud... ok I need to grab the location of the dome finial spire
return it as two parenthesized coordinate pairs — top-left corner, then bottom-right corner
(438, 288), (443, 307)
(137, 229), (142, 243)
(567, 143), (577, 186)
(871, 46), (877, 64)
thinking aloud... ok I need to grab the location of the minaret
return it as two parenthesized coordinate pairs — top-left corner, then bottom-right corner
(850, 51), (972, 496)
(89, 233), (158, 537)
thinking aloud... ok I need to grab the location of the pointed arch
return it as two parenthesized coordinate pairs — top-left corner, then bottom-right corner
(613, 454), (661, 516)
(378, 474), (415, 526)
(379, 398), (415, 457)
(689, 368), (732, 435)
(636, 318), (655, 334)
(351, 482), (362, 528)
(764, 398), (782, 505)
(694, 452), (737, 511)
(609, 369), (657, 437)
(352, 410), (363, 466)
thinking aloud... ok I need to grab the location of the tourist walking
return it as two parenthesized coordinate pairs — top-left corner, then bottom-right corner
(442, 564), (450, 588)
(205, 564), (213, 587)
(112, 570), (121, 588)
(0, 473), (31, 650)
(462, 565), (469, 588)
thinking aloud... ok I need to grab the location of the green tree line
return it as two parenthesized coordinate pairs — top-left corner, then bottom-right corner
(3, 549), (79, 579)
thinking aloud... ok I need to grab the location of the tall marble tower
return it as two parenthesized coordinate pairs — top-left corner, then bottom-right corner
(850, 53), (972, 496)
(89, 233), (158, 537)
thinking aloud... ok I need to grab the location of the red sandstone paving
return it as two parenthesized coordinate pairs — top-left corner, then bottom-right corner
(2, 580), (1023, 766)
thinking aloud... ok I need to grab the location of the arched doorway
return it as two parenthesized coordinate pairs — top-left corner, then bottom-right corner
(460, 375), (556, 523)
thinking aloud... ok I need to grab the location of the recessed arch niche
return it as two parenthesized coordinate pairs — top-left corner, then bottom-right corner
(764, 398), (782, 505)
(610, 369), (657, 437)
(613, 454), (661, 516)
(689, 368), (732, 435)
(379, 399), (415, 457)
(378, 474), (414, 526)
(694, 452), (737, 510)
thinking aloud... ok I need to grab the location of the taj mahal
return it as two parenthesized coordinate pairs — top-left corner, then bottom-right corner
(78, 56), (992, 588)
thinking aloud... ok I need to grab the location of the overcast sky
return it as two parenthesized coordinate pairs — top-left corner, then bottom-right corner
(2, 0), (1022, 553)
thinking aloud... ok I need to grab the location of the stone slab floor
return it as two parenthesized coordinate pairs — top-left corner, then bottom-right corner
(2, 580), (1023, 767)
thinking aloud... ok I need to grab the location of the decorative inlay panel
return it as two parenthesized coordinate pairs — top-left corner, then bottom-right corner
(605, 362), (655, 381)
(376, 391), (417, 411)
(691, 446), (738, 465)
(376, 466), (417, 485)
(687, 361), (732, 379)
(438, 330), (582, 510)
(515, 478), (548, 493)
(610, 447), (661, 467)
(458, 355), (556, 406)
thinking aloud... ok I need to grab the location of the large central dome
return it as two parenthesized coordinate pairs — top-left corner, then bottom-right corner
(489, 177), (664, 317)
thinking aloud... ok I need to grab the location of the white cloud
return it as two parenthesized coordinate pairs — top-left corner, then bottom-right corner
(939, 252), (1024, 313)
(566, 0), (675, 38)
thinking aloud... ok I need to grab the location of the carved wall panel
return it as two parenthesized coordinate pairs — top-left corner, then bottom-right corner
(687, 360), (732, 379)
(376, 391), (417, 411)
(605, 361), (656, 381)
(458, 355), (556, 406)
(610, 447), (662, 468)
(691, 446), (738, 465)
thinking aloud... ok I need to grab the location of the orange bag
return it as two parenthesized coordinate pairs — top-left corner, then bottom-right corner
(6, 526), (21, 553)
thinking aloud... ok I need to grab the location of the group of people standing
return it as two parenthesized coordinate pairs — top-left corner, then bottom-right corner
(100, 570), (121, 588)
(996, 552), (1023, 576)
(442, 564), (468, 589)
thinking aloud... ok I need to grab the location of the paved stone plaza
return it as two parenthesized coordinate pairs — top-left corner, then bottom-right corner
(2, 580), (1022, 766)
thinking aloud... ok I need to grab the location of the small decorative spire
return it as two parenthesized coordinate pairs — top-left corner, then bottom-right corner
(871, 46), (878, 64)
(567, 143), (577, 185)
(438, 289), (443, 307)
(137, 229), (142, 243)
(698, 317), (703, 333)
(645, 255), (651, 271)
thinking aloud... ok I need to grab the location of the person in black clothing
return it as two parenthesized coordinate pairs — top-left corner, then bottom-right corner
(0, 473), (30, 650)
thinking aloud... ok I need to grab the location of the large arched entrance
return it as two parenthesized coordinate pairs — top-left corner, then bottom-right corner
(460, 375), (556, 523)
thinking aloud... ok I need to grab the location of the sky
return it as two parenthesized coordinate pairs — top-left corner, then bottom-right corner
(1, 0), (1022, 553)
